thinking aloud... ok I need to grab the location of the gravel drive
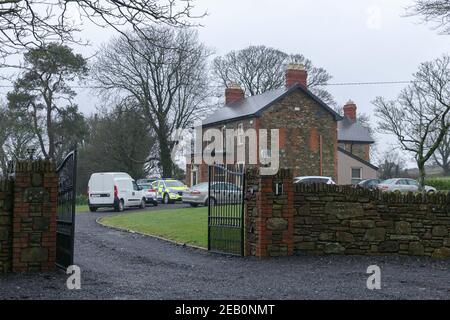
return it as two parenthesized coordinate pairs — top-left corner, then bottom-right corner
(1, 203), (449, 300)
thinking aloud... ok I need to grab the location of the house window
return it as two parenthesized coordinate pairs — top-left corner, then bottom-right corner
(351, 167), (362, 184)
(260, 149), (272, 159)
(191, 165), (199, 186)
(237, 123), (244, 145)
(222, 125), (227, 153)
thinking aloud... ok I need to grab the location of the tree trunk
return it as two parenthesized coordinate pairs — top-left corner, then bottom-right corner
(418, 161), (426, 191)
(442, 164), (450, 176)
(158, 133), (173, 178)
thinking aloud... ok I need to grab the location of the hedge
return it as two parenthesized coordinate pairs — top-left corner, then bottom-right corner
(425, 177), (450, 191)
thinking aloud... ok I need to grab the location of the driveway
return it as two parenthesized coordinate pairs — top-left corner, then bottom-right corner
(0, 203), (449, 299)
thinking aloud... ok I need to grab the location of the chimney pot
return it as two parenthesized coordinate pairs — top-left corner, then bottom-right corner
(225, 82), (245, 105)
(286, 63), (307, 88)
(343, 100), (357, 121)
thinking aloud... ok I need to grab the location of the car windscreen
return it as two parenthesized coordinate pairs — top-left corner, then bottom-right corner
(192, 183), (208, 190)
(165, 180), (184, 188)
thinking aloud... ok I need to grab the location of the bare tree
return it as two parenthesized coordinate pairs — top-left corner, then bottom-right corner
(376, 151), (406, 180)
(374, 55), (450, 188)
(212, 45), (335, 106)
(92, 26), (212, 178)
(407, 0), (450, 34)
(0, 0), (202, 60)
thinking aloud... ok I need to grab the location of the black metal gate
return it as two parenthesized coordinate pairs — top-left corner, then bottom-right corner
(56, 150), (77, 269)
(208, 165), (245, 256)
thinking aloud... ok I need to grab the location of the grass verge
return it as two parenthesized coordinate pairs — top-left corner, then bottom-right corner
(99, 206), (208, 248)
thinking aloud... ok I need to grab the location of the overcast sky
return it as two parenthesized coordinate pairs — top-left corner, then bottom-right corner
(1, 0), (449, 167)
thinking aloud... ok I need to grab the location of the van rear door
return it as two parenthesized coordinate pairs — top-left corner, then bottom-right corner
(89, 174), (114, 205)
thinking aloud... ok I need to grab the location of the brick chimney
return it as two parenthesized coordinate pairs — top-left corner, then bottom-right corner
(286, 63), (307, 88)
(225, 82), (245, 105)
(343, 100), (357, 121)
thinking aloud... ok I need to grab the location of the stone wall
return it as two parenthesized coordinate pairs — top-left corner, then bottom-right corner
(245, 168), (450, 259)
(259, 91), (338, 180)
(0, 179), (13, 273)
(294, 184), (450, 258)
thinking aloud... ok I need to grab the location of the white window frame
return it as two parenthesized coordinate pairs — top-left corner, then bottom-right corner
(237, 123), (244, 145)
(260, 149), (272, 159)
(351, 167), (362, 185)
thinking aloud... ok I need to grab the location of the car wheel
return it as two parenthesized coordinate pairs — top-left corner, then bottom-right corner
(427, 190), (435, 194)
(190, 203), (199, 208)
(89, 206), (97, 212)
(139, 198), (146, 209)
(205, 197), (216, 207)
(163, 193), (170, 204)
(117, 199), (124, 212)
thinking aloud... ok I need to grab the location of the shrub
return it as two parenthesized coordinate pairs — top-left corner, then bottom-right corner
(425, 177), (450, 191)
(76, 194), (88, 206)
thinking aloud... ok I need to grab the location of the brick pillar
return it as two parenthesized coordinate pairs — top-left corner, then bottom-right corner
(245, 168), (294, 257)
(0, 179), (13, 273)
(12, 161), (58, 272)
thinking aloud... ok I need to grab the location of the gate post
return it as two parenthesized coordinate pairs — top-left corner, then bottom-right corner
(12, 160), (58, 272)
(245, 168), (294, 257)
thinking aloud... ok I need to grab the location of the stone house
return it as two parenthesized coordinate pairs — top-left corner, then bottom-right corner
(337, 101), (378, 184)
(186, 64), (377, 186)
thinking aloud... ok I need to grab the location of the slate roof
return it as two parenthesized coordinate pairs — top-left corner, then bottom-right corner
(202, 83), (374, 144)
(337, 147), (379, 170)
(337, 117), (375, 143)
(202, 83), (342, 127)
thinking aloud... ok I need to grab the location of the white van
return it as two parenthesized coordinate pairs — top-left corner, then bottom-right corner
(87, 172), (146, 212)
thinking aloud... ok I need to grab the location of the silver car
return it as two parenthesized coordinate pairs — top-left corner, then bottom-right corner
(182, 182), (243, 207)
(377, 178), (436, 193)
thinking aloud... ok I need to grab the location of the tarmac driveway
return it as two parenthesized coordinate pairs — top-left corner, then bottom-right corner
(0, 203), (449, 299)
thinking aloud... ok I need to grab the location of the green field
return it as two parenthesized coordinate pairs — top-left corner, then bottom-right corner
(99, 207), (209, 248)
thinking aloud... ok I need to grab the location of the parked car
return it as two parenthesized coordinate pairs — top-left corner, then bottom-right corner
(377, 178), (437, 193)
(182, 182), (243, 207)
(136, 182), (158, 206)
(88, 172), (146, 212)
(358, 179), (381, 189)
(136, 178), (157, 185)
(294, 176), (336, 185)
(152, 179), (189, 204)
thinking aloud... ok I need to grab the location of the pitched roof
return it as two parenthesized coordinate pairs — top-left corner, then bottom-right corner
(337, 147), (379, 170)
(337, 117), (374, 143)
(202, 83), (342, 127)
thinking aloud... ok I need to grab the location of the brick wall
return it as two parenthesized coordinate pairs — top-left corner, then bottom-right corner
(294, 184), (450, 258)
(0, 179), (13, 273)
(245, 168), (294, 257)
(12, 161), (58, 272)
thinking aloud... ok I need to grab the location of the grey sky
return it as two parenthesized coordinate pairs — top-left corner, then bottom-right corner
(1, 0), (449, 167)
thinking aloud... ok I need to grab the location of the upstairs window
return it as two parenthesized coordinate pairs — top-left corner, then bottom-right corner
(237, 123), (244, 145)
